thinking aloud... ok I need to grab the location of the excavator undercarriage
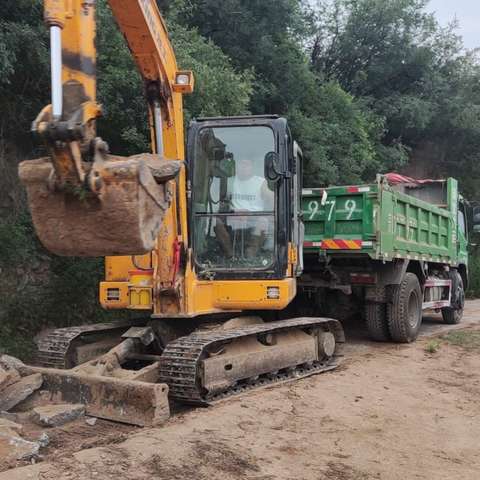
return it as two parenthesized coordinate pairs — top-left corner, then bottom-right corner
(30, 316), (344, 426)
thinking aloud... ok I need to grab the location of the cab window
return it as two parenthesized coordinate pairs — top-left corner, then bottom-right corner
(192, 126), (276, 271)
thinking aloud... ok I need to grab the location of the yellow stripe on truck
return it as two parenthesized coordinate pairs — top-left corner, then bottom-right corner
(324, 239), (340, 249)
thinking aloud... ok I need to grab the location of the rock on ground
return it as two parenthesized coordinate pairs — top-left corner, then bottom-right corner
(0, 427), (39, 462)
(0, 412), (19, 423)
(37, 432), (50, 448)
(0, 374), (43, 412)
(0, 418), (23, 433)
(0, 355), (26, 374)
(31, 404), (86, 428)
(85, 417), (97, 426)
(0, 367), (21, 390)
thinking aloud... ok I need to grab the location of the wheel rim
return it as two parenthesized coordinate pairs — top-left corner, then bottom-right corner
(408, 291), (420, 328)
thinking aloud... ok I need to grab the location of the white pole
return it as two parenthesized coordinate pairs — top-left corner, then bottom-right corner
(50, 26), (63, 119)
(153, 101), (164, 156)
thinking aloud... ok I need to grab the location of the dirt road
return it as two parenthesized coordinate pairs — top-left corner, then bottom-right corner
(3, 301), (480, 480)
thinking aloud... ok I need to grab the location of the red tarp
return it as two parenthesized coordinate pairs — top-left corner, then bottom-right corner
(384, 173), (440, 185)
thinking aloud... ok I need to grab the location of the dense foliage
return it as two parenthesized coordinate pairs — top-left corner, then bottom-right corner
(1, 0), (480, 355)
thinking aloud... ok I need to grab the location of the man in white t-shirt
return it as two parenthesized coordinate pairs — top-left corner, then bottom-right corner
(229, 158), (274, 211)
(215, 158), (274, 258)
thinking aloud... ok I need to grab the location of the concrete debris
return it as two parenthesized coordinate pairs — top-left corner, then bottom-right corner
(0, 366), (21, 390)
(0, 374), (43, 412)
(31, 403), (86, 427)
(85, 416), (98, 426)
(0, 417), (23, 433)
(0, 427), (40, 462)
(38, 432), (50, 448)
(0, 355), (26, 374)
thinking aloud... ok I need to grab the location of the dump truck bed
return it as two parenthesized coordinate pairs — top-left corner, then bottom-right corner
(302, 176), (459, 265)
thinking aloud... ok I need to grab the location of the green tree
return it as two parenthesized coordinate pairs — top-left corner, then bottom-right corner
(309, 0), (479, 186)
(173, 0), (382, 185)
(171, 0), (314, 114)
(0, 0), (49, 151)
(169, 23), (253, 123)
(290, 82), (382, 186)
(96, 0), (253, 154)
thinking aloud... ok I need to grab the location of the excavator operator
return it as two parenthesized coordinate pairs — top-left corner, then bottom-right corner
(217, 157), (274, 258)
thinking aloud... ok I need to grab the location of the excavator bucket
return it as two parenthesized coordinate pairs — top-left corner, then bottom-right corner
(18, 154), (181, 257)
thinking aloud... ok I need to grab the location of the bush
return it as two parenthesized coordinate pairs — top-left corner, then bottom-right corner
(0, 213), (130, 360)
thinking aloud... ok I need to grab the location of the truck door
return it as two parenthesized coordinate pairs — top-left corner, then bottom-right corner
(457, 200), (468, 266)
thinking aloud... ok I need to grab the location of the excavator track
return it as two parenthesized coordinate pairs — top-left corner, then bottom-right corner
(35, 319), (145, 369)
(159, 317), (345, 405)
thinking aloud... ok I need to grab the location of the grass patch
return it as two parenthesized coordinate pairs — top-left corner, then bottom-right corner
(442, 330), (480, 351)
(425, 339), (441, 354)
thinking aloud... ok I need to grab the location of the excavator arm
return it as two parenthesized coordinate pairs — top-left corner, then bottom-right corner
(18, 0), (193, 257)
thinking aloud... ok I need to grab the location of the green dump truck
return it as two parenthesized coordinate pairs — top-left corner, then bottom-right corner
(299, 174), (475, 343)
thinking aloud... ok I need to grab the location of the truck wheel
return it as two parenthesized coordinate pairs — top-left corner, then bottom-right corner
(365, 303), (390, 342)
(387, 273), (422, 343)
(442, 272), (465, 325)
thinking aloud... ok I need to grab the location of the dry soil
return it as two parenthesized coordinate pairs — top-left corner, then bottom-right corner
(2, 301), (480, 480)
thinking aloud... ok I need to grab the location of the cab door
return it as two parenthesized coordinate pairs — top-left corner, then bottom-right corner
(292, 141), (304, 276)
(187, 115), (294, 281)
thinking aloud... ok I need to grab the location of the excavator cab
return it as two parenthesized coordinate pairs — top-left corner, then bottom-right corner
(188, 115), (303, 280)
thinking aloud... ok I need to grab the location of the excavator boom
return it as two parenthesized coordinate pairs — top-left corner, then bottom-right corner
(18, 0), (193, 257)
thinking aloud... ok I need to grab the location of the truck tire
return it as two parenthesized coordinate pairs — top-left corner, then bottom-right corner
(365, 303), (390, 342)
(387, 273), (422, 343)
(442, 271), (465, 325)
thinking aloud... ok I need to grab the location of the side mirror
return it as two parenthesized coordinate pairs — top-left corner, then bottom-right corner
(264, 151), (282, 182)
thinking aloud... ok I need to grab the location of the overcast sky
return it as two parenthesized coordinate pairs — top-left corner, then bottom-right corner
(425, 0), (478, 49)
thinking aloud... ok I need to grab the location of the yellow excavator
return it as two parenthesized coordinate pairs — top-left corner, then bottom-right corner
(18, 0), (344, 427)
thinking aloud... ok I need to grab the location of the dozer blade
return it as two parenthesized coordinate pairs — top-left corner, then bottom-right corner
(18, 154), (181, 257)
(24, 365), (170, 427)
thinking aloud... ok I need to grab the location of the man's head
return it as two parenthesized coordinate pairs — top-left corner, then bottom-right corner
(236, 158), (254, 180)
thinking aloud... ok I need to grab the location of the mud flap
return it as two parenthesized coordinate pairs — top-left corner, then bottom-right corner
(24, 366), (170, 427)
(18, 154), (181, 257)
